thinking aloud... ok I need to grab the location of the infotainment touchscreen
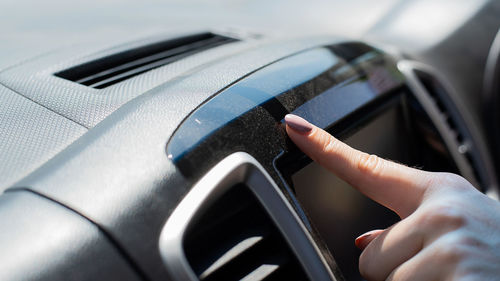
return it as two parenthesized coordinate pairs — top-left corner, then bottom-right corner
(289, 102), (459, 280)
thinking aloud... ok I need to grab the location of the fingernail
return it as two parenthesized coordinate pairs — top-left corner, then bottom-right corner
(285, 114), (313, 134)
(355, 233), (372, 250)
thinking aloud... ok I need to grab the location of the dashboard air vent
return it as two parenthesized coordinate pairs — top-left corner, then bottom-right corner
(159, 152), (335, 281)
(414, 70), (465, 145)
(184, 183), (309, 281)
(413, 69), (482, 186)
(55, 32), (237, 89)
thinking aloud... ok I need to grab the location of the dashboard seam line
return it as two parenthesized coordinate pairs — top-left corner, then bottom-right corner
(0, 81), (89, 129)
(5, 187), (150, 281)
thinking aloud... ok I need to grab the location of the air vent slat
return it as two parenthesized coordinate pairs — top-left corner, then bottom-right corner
(240, 264), (281, 281)
(414, 69), (484, 188)
(183, 184), (309, 281)
(79, 36), (231, 87)
(199, 236), (264, 279)
(55, 32), (237, 89)
(415, 70), (465, 147)
(262, 258), (311, 281)
(201, 232), (293, 281)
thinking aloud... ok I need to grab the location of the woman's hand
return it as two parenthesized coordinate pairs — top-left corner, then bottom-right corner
(284, 114), (500, 281)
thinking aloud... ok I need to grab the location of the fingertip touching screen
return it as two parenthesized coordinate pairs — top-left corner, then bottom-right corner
(284, 97), (460, 280)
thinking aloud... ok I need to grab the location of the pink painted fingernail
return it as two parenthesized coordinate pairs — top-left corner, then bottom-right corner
(285, 114), (313, 134)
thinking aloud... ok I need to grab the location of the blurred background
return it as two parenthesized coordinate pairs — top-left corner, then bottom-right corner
(0, 0), (398, 69)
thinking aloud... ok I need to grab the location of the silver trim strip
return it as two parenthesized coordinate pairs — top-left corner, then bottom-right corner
(158, 152), (336, 281)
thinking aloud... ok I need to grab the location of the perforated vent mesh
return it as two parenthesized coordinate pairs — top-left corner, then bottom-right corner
(183, 183), (309, 281)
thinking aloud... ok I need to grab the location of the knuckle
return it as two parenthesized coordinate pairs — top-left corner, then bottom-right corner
(437, 244), (467, 263)
(451, 234), (486, 251)
(426, 172), (471, 191)
(417, 203), (466, 230)
(357, 153), (383, 176)
(441, 173), (470, 187)
(435, 235), (472, 262)
(314, 134), (338, 166)
(322, 135), (338, 154)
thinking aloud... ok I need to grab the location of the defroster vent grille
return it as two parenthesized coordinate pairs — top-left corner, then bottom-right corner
(55, 32), (237, 89)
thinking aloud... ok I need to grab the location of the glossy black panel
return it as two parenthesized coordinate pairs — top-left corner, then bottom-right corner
(168, 48), (340, 162)
(167, 44), (405, 180)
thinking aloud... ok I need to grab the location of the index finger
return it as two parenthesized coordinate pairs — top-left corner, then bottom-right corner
(285, 114), (434, 218)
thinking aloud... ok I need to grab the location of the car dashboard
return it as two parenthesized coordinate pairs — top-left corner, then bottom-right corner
(1, 2), (500, 281)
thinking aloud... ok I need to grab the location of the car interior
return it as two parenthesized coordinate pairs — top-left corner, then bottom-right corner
(1, 1), (500, 280)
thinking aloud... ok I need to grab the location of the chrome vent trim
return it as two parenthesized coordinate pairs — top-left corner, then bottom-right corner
(399, 61), (498, 199)
(159, 152), (336, 281)
(55, 32), (237, 89)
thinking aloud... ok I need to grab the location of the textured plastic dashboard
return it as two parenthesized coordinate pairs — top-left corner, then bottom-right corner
(0, 84), (86, 190)
(0, 31), (255, 128)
